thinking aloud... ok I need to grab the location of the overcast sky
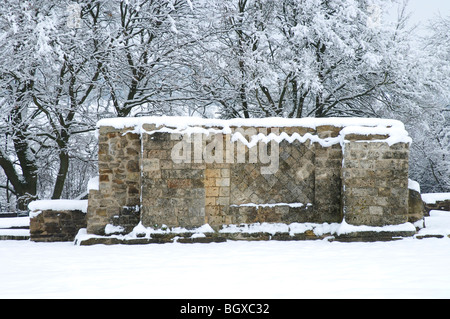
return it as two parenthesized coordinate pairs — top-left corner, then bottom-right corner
(408, 0), (448, 20)
(390, 0), (449, 35)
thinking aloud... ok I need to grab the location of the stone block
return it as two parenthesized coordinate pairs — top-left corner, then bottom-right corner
(206, 187), (219, 197)
(215, 178), (230, 187)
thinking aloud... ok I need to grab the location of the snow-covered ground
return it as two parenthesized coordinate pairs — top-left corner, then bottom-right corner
(0, 211), (449, 299)
(1, 236), (450, 299)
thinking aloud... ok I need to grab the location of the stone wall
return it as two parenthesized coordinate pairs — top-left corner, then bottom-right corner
(342, 137), (410, 226)
(29, 200), (88, 242)
(86, 126), (141, 235)
(140, 126), (207, 228)
(85, 117), (416, 239)
(422, 194), (450, 215)
(424, 200), (450, 214)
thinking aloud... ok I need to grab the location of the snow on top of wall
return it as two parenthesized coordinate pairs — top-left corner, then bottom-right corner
(96, 116), (412, 146)
(220, 220), (417, 236)
(339, 125), (412, 146)
(97, 115), (405, 130)
(230, 202), (313, 208)
(28, 199), (88, 217)
(75, 220), (418, 244)
(408, 179), (421, 193)
(0, 217), (30, 228)
(336, 219), (417, 235)
(87, 176), (99, 191)
(421, 193), (450, 204)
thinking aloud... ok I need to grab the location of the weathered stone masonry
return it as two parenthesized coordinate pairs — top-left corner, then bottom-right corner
(28, 200), (88, 242)
(84, 116), (418, 241)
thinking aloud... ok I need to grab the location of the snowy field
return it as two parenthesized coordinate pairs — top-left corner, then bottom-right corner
(0, 222), (450, 299)
(1, 238), (449, 299)
(1, 211), (450, 299)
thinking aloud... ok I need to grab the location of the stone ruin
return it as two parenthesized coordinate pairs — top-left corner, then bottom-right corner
(29, 116), (426, 244)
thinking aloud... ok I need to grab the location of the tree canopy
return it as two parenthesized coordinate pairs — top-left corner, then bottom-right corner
(0, 0), (448, 211)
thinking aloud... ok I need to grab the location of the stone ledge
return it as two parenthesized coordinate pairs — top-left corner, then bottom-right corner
(0, 235), (30, 241)
(76, 233), (227, 245)
(331, 230), (416, 242)
(415, 234), (446, 240)
(74, 221), (421, 245)
(75, 231), (420, 245)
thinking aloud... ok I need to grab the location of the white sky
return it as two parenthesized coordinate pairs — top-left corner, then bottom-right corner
(388, 0), (449, 35)
(406, 0), (449, 21)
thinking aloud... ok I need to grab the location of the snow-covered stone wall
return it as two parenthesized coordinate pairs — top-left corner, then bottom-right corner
(28, 200), (88, 242)
(85, 116), (417, 237)
(422, 193), (450, 214)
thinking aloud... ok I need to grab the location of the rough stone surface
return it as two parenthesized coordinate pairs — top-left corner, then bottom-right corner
(30, 210), (86, 242)
(85, 119), (416, 240)
(341, 140), (410, 226)
(141, 131), (206, 228)
(86, 126), (141, 235)
(408, 188), (425, 223)
(424, 199), (450, 215)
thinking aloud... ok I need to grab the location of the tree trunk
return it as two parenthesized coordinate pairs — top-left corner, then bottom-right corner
(51, 150), (69, 199)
